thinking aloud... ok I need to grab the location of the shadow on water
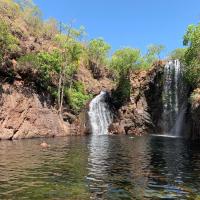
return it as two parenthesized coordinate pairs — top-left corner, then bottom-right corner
(0, 136), (200, 199)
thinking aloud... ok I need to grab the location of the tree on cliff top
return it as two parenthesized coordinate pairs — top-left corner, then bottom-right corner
(146, 44), (165, 59)
(138, 44), (165, 69)
(110, 47), (141, 78)
(87, 38), (110, 66)
(168, 48), (186, 61)
(183, 23), (200, 86)
(87, 38), (110, 78)
(14, 0), (35, 10)
(109, 48), (141, 107)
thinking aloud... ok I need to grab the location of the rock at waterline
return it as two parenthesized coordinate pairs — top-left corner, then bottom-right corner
(40, 141), (50, 148)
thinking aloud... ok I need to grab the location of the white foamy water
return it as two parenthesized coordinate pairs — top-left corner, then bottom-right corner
(88, 91), (113, 135)
(151, 134), (181, 138)
(162, 60), (187, 136)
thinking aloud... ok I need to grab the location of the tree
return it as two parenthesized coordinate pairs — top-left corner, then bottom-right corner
(87, 38), (110, 68)
(168, 48), (186, 61)
(54, 24), (85, 115)
(109, 48), (141, 106)
(183, 23), (200, 86)
(0, 20), (19, 63)
(43, 18), (59, 39)
(146, 44), (165, 60)
(14, 0), (35, 10)
(110, 47), (141, 77)
(136, 44), (165, 69)
(22, 5), (43, 34)
(0, 0), (20, 20)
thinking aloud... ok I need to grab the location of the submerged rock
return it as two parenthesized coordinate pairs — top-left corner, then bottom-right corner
(40, 141), (50, 148)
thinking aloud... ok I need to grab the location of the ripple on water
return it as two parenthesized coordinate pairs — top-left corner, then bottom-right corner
(0, 136), (200, 199)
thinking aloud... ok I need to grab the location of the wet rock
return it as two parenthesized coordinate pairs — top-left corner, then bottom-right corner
(189, 88), (200, 139)
(108, 122), (125, 135)
(40, 141), (50, 148)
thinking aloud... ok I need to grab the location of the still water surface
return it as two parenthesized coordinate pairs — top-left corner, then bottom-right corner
(0, 135), (200, 200)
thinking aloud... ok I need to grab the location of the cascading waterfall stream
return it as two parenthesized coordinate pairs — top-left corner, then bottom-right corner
(162, 60), (187, 136)
(88, 91), (113, 135)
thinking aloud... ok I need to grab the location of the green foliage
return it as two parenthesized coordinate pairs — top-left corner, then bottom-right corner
(136, 44), (165, 70)
(139, 44), (165, 69)
(37, 51), (62, 74)
(22, 5), (43, 36)
(14, 0), (35, 10)
(0, 0), (20, 19)
(18, 24), (86, 114)
(183, 23), (200, 86)
(146, 44), (165, 59)
(18, 51), (62, 91)
(16, 0), (57, 38)
(17, 53), (39, 69)
(109, 45), (164, 107)
(0, 20), (19, 63)
(110, 47), (141, 77)
(43, 18), (59, 39)
(183, 24), (197, 46)
(54, 29), (85, 73)
(168, 48), (186, 61)
(109, 48), (140, 107)
(0, 0), (169, 114)
(18, 46), (87, 113)
(87, 38), (110, 66)
(19, 51), (61, 73)
(183, 59), (200, 86)
(112, 75), (131, 108)
(67, 82), (92, 113)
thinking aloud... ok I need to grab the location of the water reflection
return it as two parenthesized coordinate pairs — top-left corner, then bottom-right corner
(87, 136), (151, 199)
(87, 135), (110, 199)
(87, 135), (200, 199)
(147, 137), (191, 199)
(0, 136), (200, 199)
(0, 137), (90, 200)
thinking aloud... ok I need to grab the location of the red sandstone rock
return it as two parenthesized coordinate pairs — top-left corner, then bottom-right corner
(0, 83), (71, 140)
(109, 62), (164, 136)
(40, 141), (50, 148)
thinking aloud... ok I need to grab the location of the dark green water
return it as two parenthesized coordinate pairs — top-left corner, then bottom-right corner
(0, 135), (200, 200)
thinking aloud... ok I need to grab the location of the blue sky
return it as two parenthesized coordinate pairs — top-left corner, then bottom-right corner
(34, 0), (200, 57)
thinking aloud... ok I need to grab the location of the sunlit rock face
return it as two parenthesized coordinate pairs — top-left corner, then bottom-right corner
(87, 60), (191, 137)
(190, 88), (200, 139)
(0, 82), (70, 140)
(109, 61), (164, 135)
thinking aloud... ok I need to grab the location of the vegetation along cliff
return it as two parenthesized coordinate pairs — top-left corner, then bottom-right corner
(1, 0), (200, 140)
(0, 0), (165, 139)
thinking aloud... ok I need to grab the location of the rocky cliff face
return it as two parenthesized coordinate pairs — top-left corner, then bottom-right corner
(109, 62), (164, 135)
(189, 88), (200, 139)
(0, 81), (72, 140)
(71, 63), (115, 135)
(76, 63), (115, 95)
(0, 59), (115, 140)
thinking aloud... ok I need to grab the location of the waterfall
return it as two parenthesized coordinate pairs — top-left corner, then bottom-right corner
(88, 91), (113, 135)
(162, 60), (187, 136)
